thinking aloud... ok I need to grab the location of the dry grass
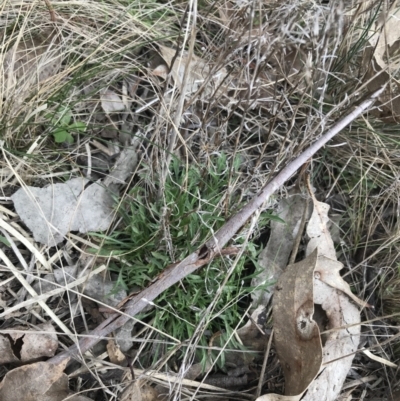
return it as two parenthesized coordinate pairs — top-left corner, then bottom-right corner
(1, 0), (400, 399)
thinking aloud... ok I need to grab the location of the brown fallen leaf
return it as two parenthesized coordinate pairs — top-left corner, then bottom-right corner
(0, 322), (58, 364)
(0, 359), (92, 401)
(107, 338), (127, 366)
(121, 379), (160, 401)
(272, 248), (322, 397)
(259, 196), (363, 401)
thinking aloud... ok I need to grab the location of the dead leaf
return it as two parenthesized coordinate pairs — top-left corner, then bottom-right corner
(272, 248), (322, 396)
(121, 380), (159, 401)
(11, 323), (58, 362)
(256, 194), (362, 401)
(11, 178), (115, 246)
(0, 323), (57, 364)
(303, 199), (362, 401)
(0, 361), (67, 401)
(100, 89), (125, 113)
(305, 279), (360, 401)
(306, 201), (335, 258)
(103, 143), (139, 185)
(315, 255), (369, 308)
(107, 339), (126, 365)
(306, 200), (367, 307)
(367, 4), (400, 72)
(155, 45), (228, 97)
(0, 359), (93, 401)
(0, 334), (20, 364)
(253, 192), (310, 307)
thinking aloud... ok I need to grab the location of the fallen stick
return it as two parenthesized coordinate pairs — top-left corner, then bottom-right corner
(49, 85), (385, 365)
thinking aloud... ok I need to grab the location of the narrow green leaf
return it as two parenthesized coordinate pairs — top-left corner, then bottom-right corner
(0, 235), (10, 247)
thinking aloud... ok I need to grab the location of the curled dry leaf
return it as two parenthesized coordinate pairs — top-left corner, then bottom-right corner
(258, 197), (364, 401)
(272, 249), (322, 397)
(154, 45), (228, 98)
(306, 200), (367, 307)
(107, 339), (127, 366)
(315, 255), (369, 308)
(0, 322), (57, 364)
(302, 199), (362, 401)
(305, 280), (360, 401)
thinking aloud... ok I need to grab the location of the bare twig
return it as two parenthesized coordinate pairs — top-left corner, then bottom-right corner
(256, 328), (274, 399)
(48, 85), (386, 366)
(42, 0), (56, 22)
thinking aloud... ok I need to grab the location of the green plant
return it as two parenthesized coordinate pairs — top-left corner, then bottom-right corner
(95, 155), (269, 369)
(45, 106), (86, 144)
(0, 235), (10, 247)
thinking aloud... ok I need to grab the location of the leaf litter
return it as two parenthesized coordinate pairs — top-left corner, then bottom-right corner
(11, 177), (115, 246)
(0, 322), (57, 364)
(269, 249), (322, 399)
(0, 359), (92, 401)
(11, 140), (139, 246)
(1, 0), (399, 400)
(257, 192), (365, 401)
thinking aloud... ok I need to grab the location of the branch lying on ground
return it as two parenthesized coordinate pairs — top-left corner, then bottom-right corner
(48, 84), (386, 366)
